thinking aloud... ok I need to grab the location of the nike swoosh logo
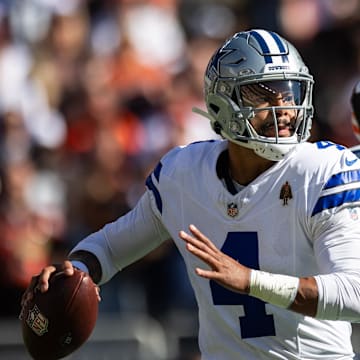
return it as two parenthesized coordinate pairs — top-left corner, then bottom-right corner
(345, 157), (358, 166)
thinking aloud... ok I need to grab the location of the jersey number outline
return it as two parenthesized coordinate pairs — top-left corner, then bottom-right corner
(210, 232), (276, 338)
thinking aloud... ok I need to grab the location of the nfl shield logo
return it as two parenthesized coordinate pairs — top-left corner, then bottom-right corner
(227, 202), (238, 217)
(349, 208), (359, 221)
(26, 305), (49, 336)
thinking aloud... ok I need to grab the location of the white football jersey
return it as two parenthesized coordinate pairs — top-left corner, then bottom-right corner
(71, 139), (360, 359)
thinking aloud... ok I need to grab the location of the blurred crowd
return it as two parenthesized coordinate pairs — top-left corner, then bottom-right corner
(1, 0), (360, 326)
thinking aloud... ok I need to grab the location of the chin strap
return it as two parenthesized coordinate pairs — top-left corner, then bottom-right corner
(192, 106), (214, 121)
(192, 107), (223, 135)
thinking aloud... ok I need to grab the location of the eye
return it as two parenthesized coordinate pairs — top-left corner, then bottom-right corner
(283, 95), (295, 104)
(255, 96), (271, 105)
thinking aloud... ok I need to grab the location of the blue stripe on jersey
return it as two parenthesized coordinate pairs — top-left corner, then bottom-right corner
(145, 175), (162, 214)
(153, 162), (162, 182)
(312, 188), (360, 216)
(323, 170), (360, 189)
(250, 31), (272, 64)
(268, 31), (289, 63)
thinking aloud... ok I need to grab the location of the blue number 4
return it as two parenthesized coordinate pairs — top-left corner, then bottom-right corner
(210, 232), (276, 338)
(316, 141), (345, 151)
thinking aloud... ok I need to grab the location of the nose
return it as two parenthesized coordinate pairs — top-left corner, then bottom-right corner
(273, 97), (291, 117)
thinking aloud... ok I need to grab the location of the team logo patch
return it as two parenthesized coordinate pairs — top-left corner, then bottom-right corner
(227, 202), (238, 217)
(280, 181), (292, 206)
(26, 305), (49, 336)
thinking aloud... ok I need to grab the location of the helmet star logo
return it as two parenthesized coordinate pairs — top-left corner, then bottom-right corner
(211, 48), (245, 75)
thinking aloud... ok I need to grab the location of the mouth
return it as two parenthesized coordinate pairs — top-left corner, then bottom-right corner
(261, 121), (294, 137)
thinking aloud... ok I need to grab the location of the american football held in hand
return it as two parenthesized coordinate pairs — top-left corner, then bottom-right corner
(21, 268), (99, 360)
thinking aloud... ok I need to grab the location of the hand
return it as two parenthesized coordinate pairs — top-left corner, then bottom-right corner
(179, 224), (251, 294)
(20, 261), (101, 320)
(19, 261), (75, 318)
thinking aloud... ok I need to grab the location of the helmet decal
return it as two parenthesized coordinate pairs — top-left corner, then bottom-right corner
(249, 30), (289, 64)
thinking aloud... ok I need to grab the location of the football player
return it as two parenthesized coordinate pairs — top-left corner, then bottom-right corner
(351, 80), (360, 157)
(22, 29), (360, 359)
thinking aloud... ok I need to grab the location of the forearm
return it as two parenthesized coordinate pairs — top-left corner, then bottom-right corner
(68, 192), (169, 285)
(248, 270), (318, 316)
(250, 271), (360, 321)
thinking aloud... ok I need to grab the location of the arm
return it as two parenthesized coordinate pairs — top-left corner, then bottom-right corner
(68, 191), (170, 285)
(179, 224), (318, 317)
(180, 212), (360, 320)
(68, 250), (102, 284)
(310, 207), (360, 320)
(21, 191), (169, 311)
(290, 278), (318, 316)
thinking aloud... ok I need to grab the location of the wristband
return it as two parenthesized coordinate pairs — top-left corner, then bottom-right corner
(70, 260), (89, 274)
(249, 270), (299, 308)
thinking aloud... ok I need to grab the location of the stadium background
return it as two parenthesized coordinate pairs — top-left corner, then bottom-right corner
(0, 0), (360, 359)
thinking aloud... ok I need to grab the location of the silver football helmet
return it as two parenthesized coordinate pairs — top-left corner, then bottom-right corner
(193, 29), (314, 161)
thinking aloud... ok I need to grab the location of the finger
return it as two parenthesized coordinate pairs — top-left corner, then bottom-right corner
(26, 275), (39, 294)
(195, 267), (221, 280)
(61, 260), (75, 276)
(95, 286), (102, 302)
(179, 230), (210, 255)
(180, 232), (220, 268)
(189, 224), (219, 252)
(179, 229), (217, 255)
(38, 265), (59, 293)
(19, 305), (25, 320)
(185, 241), (222, 271)
(20, 274), (40, 307)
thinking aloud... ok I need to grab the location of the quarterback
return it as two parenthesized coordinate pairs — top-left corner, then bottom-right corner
(22, 29), (360, 359)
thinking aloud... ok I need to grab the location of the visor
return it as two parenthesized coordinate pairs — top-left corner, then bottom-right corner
(240, 80), (306, 108)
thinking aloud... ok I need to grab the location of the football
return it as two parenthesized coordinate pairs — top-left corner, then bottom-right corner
(21, 268), (99, 360)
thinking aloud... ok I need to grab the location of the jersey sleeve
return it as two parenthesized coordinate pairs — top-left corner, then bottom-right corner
(144, 145), (187, 219)
(311, 207), (360, 320)
(69, 191), (170, 285)
(307, 147), (360, 321)
(69, 146), (186, 285)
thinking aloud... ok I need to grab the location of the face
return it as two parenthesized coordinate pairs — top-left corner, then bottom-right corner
(240, 80), (304, 138)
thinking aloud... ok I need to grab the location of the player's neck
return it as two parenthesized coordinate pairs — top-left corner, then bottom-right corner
(228, 142), (275, 186)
